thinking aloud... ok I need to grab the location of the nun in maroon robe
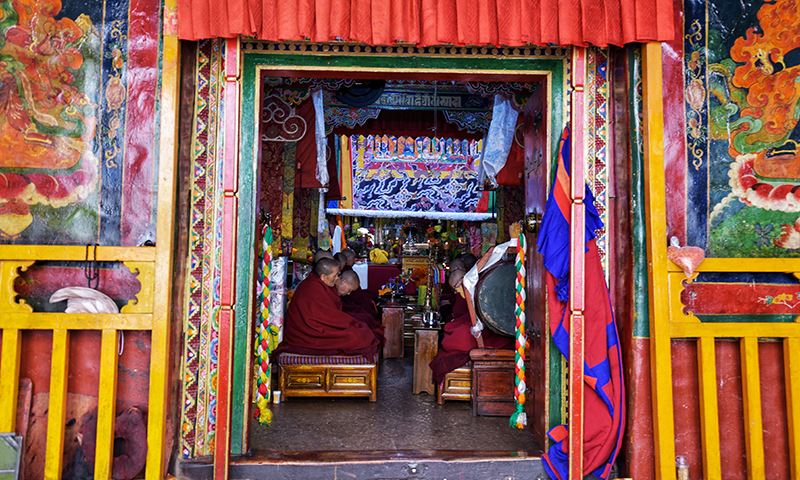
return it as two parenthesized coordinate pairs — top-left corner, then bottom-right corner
(430, 270), (513, 384)
(281, 258), (380, 357)
(337, 270), (384, 347)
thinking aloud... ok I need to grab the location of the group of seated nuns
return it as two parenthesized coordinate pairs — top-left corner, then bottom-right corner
(279, 248), (384, 359)
(279, 248), (513, 388)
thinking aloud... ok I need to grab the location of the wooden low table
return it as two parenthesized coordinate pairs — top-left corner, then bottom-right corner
(470, 349), (516, 416)
(412, 323), (440, 395)
(381, 304), (404, 358)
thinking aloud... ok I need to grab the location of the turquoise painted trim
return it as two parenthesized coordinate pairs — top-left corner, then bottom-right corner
(233, 51), (568, 449)
(247, 52), (565, 72)
(697, 314), (797, 323)
(231, 53), (259, 455)
(629, 46), (650, 339)
(549, 338), (563, 432)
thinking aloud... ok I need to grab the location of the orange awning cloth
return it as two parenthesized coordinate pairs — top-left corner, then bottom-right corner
(177, 0), (676, 48)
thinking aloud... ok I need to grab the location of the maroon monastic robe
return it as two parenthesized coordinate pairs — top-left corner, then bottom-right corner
(281, 273), (379, 357)
(342, 288), (384, 347)
(430, 293), (514, 384)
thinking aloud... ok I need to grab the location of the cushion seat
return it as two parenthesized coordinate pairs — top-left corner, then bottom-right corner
(278, 352), (377, 366)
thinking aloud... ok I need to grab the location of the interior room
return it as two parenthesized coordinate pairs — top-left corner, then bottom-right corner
(248, 74), (549, 455)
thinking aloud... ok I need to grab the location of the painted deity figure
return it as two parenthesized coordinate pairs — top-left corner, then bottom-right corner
(0, 0), (100, 238)
(716, 0), (800, 249)
(402, 136), (414, 158)
(725, 0), (800, 169)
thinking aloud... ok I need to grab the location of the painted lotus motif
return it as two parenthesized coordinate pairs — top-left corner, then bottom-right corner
(685, 78), (705, 113)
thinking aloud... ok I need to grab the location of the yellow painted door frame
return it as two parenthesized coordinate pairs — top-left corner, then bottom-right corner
(0, 2), (180, 478)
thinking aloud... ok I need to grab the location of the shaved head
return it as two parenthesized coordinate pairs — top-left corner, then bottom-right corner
(456, 253), (477, 271)
(314, 257), (341, 287)
(341, 270), (359, 288)
(334, 252), (347, 269)
(449, 253), (478, 276)
(313, 249), (334, 264)
(449, 258), (465, 273)
(448, 268), (465, 289)
(335, 270), (361, 296)
(314, 257), (339, 276)
(342, 248), (356, 266)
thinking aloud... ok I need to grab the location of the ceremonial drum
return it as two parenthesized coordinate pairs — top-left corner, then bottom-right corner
(474, 259), (516, 337)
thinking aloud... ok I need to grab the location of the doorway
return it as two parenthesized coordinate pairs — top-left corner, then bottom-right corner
(231, 41), (570, 461)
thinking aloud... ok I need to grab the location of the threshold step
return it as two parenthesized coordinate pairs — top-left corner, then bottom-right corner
(177, 450), (547, 480)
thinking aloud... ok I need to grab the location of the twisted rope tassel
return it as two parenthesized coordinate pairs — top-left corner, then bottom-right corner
(254, 225), (274, 425)
(510, 233), (528, 429)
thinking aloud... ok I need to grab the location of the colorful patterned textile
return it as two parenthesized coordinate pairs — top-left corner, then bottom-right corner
(586, 48), (610, 275)
(277, 352), (377, 366)
(180, 39), (226, 458)
(442, 110), (491, 134)
(537, 127), (625, 480)
(324, 106), (381, 134)
(346, 134), (486, 214)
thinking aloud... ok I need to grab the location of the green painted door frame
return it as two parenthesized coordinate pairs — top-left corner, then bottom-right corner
(232, 44), (570, 454)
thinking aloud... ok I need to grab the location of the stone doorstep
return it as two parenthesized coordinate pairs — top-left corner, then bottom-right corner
(177, 452), (547, 480)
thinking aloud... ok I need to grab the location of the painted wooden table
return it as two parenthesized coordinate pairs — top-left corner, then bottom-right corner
(412, 325), (440, 395)
(381, 305), (404, 358)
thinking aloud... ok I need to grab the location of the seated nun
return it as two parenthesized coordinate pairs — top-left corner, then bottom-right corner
(336, 270), (384, 347)
(280, 258), (380, 357)
(341, 248), (357, 270)
(429, 269), (514, 385)
(334, 251), (348, 271)
(439, 252), (478, 323)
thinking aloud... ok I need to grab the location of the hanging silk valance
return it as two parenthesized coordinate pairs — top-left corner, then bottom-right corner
(177, 0), (676, 47)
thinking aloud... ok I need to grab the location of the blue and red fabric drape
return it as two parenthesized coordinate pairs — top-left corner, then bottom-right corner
(536, 127), (625, 479)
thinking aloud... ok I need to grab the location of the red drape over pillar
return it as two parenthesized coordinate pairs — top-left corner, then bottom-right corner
(178, 0), (676, 47)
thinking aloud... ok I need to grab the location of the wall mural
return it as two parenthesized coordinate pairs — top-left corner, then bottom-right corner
(0, 0), (161, 246)
(685, 0), (800, 257)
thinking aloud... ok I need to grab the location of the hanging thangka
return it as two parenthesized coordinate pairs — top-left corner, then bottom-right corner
(328, 134), (493, 220)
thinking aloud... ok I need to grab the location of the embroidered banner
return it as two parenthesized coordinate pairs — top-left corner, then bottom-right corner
(345, 134), (487, 216)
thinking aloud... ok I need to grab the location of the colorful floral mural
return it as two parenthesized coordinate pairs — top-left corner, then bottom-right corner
(685, 0), (800, 257)
(0, 0), (160, 245)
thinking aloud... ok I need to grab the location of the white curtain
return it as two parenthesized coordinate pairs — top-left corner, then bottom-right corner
(479, 95), (519, 189)
(313, 89), (330, 244)
(269, 256), (288, 342)
(312, 88), (328, 187)
(332, 225), (343, 253)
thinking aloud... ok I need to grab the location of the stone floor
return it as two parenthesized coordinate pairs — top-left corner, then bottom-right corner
(249, 357), (536, 452)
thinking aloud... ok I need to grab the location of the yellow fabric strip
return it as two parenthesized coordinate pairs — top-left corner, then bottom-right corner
(341, 135), (353, 210)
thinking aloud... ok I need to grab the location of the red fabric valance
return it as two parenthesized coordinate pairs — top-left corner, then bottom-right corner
(178, 0), (676, 47)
